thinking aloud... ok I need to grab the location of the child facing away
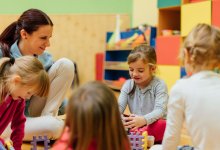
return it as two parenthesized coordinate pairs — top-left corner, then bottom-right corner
(118, 44), (169, 143)
(161, 24), (220, 150)
(0, 56), (50, 150)
(52, 81), (131, 150)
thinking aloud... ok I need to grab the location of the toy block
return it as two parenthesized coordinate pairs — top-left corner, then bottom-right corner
(157, 65), (180, 92)
(128, 132), (147, 150)
(156, 35), (181, 65)
(158, 0), (181, 8)
(212, 0), (220, 28)
(181, 1), (211, 37)
(30, 136), (50, 150)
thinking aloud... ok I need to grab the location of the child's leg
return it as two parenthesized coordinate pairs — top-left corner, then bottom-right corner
(147, 119), (166, 142)
(28, 58), (75, 116)
(139, 119), (166, 143)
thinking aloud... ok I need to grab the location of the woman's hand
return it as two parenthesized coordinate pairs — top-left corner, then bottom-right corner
(123, 114), (147, 130)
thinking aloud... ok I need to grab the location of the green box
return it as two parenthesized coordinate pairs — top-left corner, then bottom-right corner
(158, 0), (181, 8)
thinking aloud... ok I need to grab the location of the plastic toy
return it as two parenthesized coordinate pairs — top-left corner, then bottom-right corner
(30, 136), (50, 150)
(177, 145), (194, 150)
(128, 131), (148, 150)
(4, 140), (15, 150)
(0, 137), (15, 150)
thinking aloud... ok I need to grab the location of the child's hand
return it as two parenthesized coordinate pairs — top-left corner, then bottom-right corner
(123, 114), (147, 130)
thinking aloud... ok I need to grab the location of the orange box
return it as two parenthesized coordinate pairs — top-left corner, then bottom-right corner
(212, 0), (220, 28)
(156, 36), (181, 65)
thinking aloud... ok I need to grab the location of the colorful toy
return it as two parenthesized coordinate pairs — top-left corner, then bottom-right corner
(0, 137), (14, 150)
(30, 136), (50, 150)
(128, 131), (148, 150)
(0, 142), (6, 150)
(177, 145), (194, 150)
(4, 140), (14, 150)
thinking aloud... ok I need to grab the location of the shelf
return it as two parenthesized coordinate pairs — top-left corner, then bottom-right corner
(158, 6), (180, 36)
(103, 80), (124, 91)
(104, 61), (128, 70)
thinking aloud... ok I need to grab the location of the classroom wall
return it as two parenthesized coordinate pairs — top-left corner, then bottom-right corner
(132, 0), (158, 27)
(0, 0), (132, 85)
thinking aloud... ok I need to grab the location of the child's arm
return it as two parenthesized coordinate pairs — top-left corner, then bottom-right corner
(162, 85), (184, 150)
(118, 81), (131, 114)
(143, 81), (168, 125)
(10, 100), (26, 150)
(123, 114), (147, 130)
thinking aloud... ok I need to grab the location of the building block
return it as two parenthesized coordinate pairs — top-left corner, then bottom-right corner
(157, 65), (180, 92)
(158, 0), (181, 8)
(212, 0), (220, 28)
(30, 136), (50, 150)
(128, 132), (148, 150)
(156, 35), (181, 65)
(181, 1), (211, 37)
(95, 52), (104, 81)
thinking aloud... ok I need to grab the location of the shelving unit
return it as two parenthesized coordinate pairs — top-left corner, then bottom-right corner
(103, 28), (156, 90)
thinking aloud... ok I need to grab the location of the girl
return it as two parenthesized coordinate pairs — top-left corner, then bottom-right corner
(0, 8), (75, 140)
(119, 44), (168, 143)
(0, 56), (50, 150)
(52, 81), (131, 150)
(162, 24), (220, 150)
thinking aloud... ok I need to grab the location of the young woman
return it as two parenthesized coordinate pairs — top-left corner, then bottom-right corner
(0, 8), (75, 140)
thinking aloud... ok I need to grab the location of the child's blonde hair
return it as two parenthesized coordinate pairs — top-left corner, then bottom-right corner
(65, 81), (130, 150)
(180, 23), (220, 70)
(0, 56), (50, 102)
(127, 43), (157, 65)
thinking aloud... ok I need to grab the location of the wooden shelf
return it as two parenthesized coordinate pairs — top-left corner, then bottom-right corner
(104, 61), (128, 70)
(103, 80), (123, 91)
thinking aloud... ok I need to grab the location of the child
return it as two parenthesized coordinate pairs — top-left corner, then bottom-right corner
(0, 8), (75, 140)
(0, 56), (50, 150)
(52, 81), (131, 150)
(162, 24), (220, 150)
(118, 44), (168, 143)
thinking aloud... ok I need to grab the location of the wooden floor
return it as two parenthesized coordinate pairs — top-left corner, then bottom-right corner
(21, 90), (193, 149)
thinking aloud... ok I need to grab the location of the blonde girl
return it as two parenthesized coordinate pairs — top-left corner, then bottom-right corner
(0, 56), (49, 150)
(119, 44), (168, 143)
(162, 24), (220, 150)
(53, 81), (131, 150)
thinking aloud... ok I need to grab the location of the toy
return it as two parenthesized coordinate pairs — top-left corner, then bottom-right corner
(177, 145), (194, 150)
(4, 140), (14, 150)
(0, 137), (14, 150)
(30, 136), (50, 150)
(128, 131), (148, 150)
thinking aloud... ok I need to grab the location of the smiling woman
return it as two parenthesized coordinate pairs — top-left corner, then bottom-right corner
(0, 8), (75, 141)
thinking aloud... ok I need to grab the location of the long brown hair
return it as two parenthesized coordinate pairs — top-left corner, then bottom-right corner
(0, 56), (50, 102)
(65, 81), (130, 150)
(0, 8), (53, 57)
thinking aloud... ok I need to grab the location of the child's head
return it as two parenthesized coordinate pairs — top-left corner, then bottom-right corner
(65, 81), (129, 150)
(180, 23), (220, 74)
(127, 44), (157, 87)
(0, 56), (50, 102)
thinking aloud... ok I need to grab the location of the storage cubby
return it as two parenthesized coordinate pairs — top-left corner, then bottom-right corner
(158, 6), (180, 36)
(181, 1), (211, 36)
